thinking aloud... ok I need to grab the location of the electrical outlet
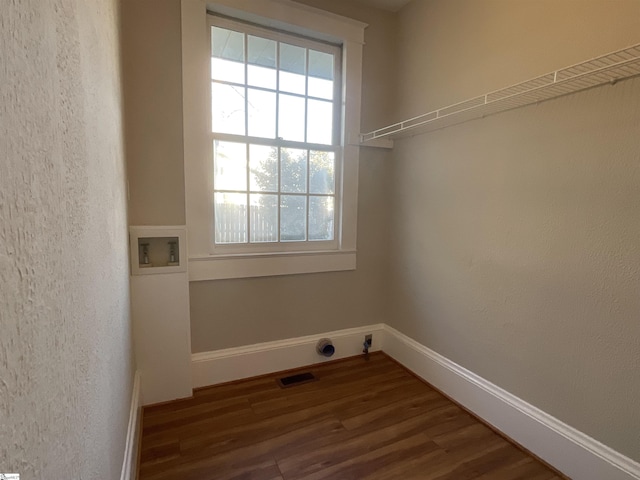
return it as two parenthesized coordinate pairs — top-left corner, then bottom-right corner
(365, 334), (372, 347)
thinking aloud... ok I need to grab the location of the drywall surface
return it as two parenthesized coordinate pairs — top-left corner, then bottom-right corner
(395, 0), (640, 121)
(122, 0), (394, 352)
(0, 0), (133, 477)
(189, 1), (395, 351)
(123, 0), (186, 226)
(389, 0), (640, 462)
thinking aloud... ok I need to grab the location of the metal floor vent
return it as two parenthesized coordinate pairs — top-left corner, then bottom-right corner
(277, 372), (317, 388)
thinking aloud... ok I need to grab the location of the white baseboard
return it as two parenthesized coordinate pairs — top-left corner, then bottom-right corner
(191, 324), (384, 388)
(381, 325), (640, 480)
(121, 371), (141, 480)
(189, 324), (639, 480)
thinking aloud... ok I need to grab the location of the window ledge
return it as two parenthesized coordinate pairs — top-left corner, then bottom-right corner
(188, 250), (356, 281)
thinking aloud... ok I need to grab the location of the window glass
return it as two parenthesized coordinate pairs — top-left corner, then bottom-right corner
(212, 83), (245, 135)
(214, 141), (247, 191)
(250, 194), (278, 242)
(307, 99), (333, 145)
(210, 21), (340, 246)
(309, 151), (335, 194)
(308, 50), (334, 99)
(211, 27), (244, 84)
(309, 196), (334, 241)
(215, 192), (247, 244)
(248, 89), (276, 138)
(248, 35), (276, 89)
(279, 43), (306, 95)
(281, 195), (307, 241)
(278, 94), (305, 142)
(281, 148), (307, 194)
(249, 145), (278, 192)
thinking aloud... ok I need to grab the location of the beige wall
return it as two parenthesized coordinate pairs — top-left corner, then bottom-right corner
(395, 0), (640, 121)
(122, 0), (395, 352)
(1, 0), (133, 476)
(190, 1), (396, 351)
(123, 0), (186, 226)
(390, 0), (640, 461)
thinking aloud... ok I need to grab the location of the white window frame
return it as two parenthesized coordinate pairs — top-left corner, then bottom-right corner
(181, 0), (366, 281)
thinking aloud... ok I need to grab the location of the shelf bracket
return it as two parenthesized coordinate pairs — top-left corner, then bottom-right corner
(348, 133), (394, 149)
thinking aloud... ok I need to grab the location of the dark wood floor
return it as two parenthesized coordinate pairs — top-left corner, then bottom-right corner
(139, 353), (563, 480)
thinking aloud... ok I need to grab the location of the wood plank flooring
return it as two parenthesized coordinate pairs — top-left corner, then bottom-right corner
(139, 353), (563, 480)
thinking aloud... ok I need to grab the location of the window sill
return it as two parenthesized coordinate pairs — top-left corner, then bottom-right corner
(188, 250), (356, 281)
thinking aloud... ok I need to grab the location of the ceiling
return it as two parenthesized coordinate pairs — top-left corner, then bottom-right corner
(354, 0), (412, 12)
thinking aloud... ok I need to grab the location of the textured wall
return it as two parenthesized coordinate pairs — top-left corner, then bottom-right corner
(0, 0), (133, 478)
(390, 0), (640, 462)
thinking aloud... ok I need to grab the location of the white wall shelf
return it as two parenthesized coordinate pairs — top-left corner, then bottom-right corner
(360, 43), (640, 145)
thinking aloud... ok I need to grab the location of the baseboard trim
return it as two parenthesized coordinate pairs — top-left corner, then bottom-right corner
(121, 371), (141, 480)
(381, 325), (640, 480)
(189, 324), (639, 480)
(191, 324), (384, 388)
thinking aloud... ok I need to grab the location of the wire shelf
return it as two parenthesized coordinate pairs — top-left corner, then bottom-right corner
(360, 43), (640, 144)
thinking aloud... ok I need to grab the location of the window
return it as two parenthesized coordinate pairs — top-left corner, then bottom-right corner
(182, 0), (365, 280)
(210, 17), (341, 252)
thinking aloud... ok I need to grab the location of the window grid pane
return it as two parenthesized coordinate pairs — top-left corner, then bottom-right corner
(281, 148), (307, 193)
(280, 195), (307, 242)
(250, 194), (278, 243)
(309, 196), (335, 241)
(215, 192), (247, 244)
(212, 83), (246, 135)
(248, 89), (276, 138)
(214, 144), (336, 244)
(309, 151), (335, 194)
(249, 145), (278, 192)
(211, 22), (339, 246)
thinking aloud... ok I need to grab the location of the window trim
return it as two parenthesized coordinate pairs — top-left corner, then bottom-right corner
(181, 0), (366, 281)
